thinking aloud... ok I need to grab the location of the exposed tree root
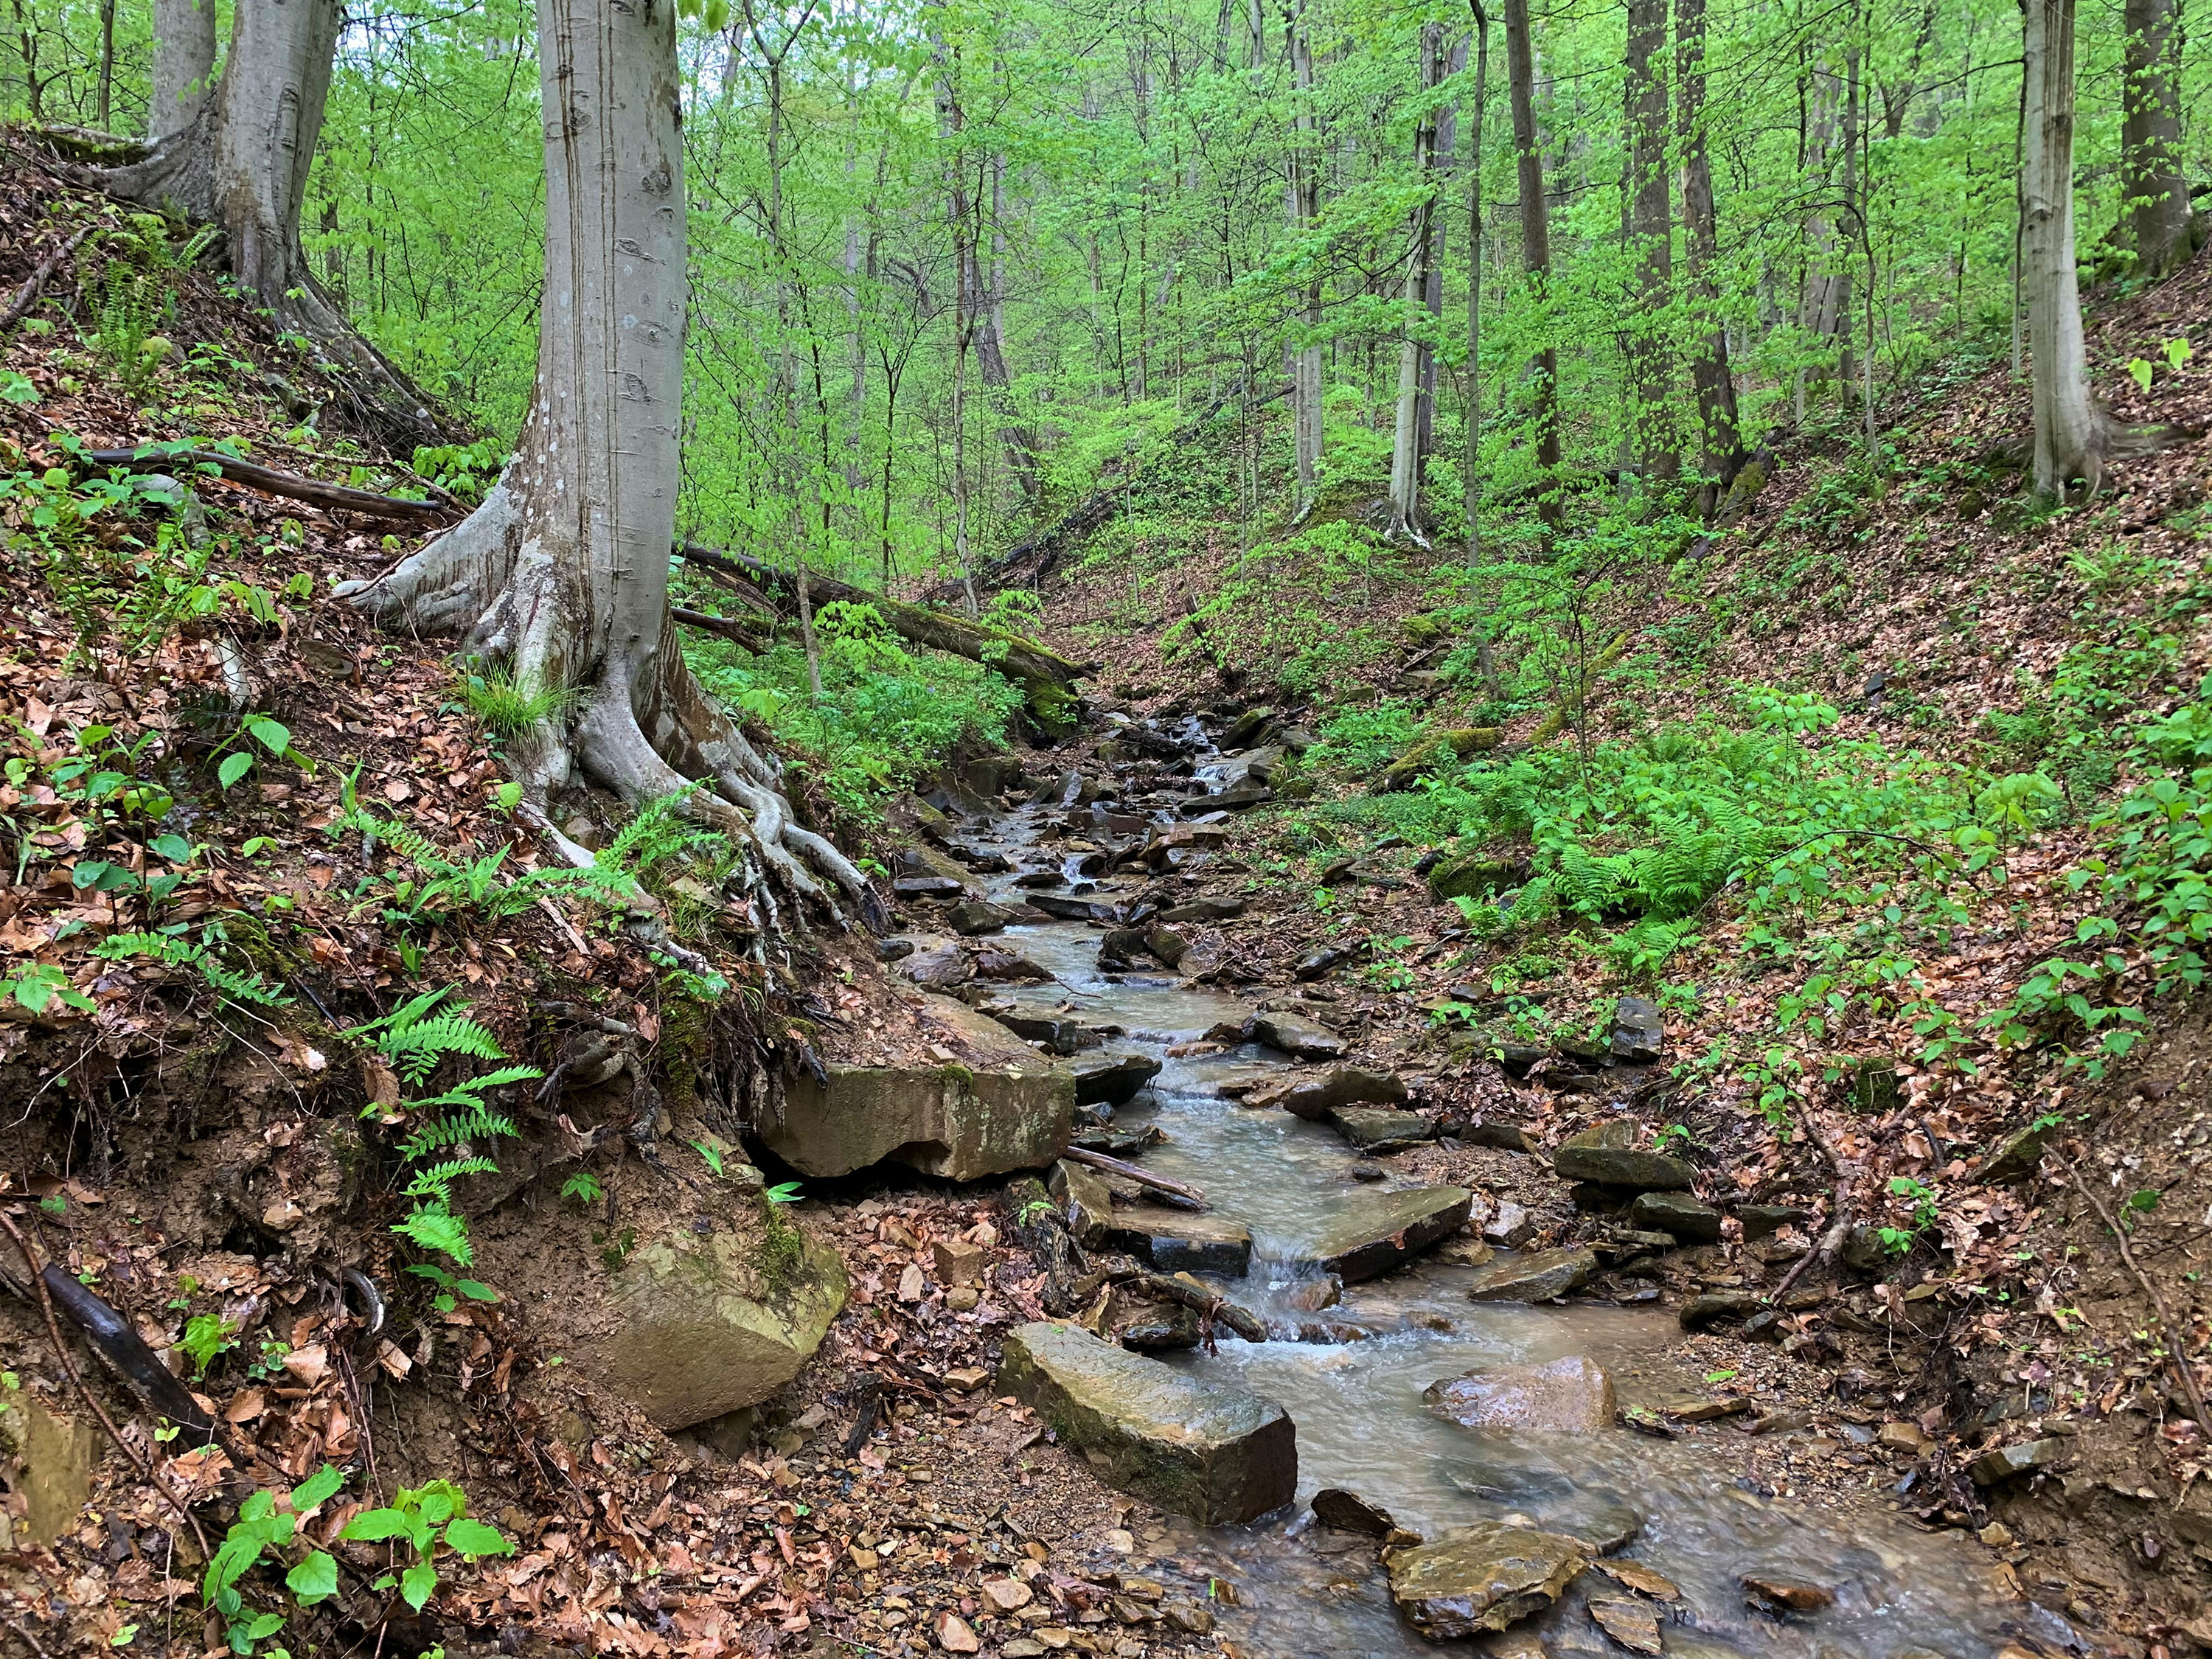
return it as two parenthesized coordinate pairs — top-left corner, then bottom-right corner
(337, 483), (877, 939)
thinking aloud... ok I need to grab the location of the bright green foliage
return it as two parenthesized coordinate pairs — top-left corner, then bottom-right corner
(180, 1313), (239, 1377)
(339, 1479), (513, 1613)
(202, 1465), (347, 1655)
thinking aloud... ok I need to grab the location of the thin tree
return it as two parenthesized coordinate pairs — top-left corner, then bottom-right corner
(1676, 0), (1740, 507)
(1287, 0), (1324, 513)
(340, 0), (869, 922)
(2022, 0), (2100, 496)
(1622, 0), (1676, 482)
(1501, 0), (1559, 534)
(1386, 22), (1442, 541)
(1461, 0), (1500, 698)
(2118, 0), (2196, 281)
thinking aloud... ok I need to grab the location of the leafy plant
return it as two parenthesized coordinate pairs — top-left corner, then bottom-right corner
(181, 1314), (240, 1377)
(454, 661), (570, 739)
(560, 1169), (605, 1205)
(2, 962), (91, 1015)
(337, 1478), (512, 1613)
(203, 1464), (347, 1655)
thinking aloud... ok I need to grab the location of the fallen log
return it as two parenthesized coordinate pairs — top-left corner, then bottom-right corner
(1126, 1271), (1267, 1342)
(673, 605), (771, 652)
(1057, 1143), (1205, 1208)
(0, 221), (94, 330)
(85, 445), (451, 523)
(675, 541), (1090, 728)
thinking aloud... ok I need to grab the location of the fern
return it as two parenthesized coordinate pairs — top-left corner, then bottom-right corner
(92, 928), (291, 1007)
(399, 1105), (518, 1162)
(347, 988), (508, 1085)
(403, 1156), (501, 1205)
(392, 1207), (475, 1267)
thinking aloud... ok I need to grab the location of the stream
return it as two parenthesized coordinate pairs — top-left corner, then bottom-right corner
(924, 794), (2050, 1659)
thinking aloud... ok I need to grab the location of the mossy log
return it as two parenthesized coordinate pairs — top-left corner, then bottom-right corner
(1526, 630), (1635, 745)
(1378, 727), (1504, 791)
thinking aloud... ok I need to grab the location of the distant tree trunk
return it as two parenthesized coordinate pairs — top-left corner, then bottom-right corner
(339, 0), (867, 925)
(2023, 0), (2103, 495)
(1461, 0), (1500, 696)
(102, 0), (450, 451)
(1623, 0), (1675, 483)
(95, 0), (114, 128)
(1677, 0), (1740, 504)
(1288, 0), (1324, 512)
(2120, 0), (2196, 280)
(976, 151), (1043, 506)
(1501, 0), (1559, 533)
(1387, 23), (1442, 540)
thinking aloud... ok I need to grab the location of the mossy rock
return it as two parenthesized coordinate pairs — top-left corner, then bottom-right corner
(1380, 728), (1503, 792)
(1402, 611), (1449, 648)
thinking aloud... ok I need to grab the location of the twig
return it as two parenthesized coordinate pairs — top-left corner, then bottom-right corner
(2059, 1151), (2212, 1444)
(1057, 1144), (1205, 1208)
(0, 1208), (209, 1558)
(0, 221), (94, 330)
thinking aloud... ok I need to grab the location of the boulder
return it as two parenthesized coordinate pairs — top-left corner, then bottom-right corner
(593, 1225), (848, 1430)
(1026, 893), (1119, 923)
(1483, 1203), (1537, 1249)
(1627, 1190), (1721, 1243)
(894, 844), (975, 888)
(1261, 1065), (1406, 1121)
(1551, 1121), (1694, 1192)
(1250, 1012), (1347, 1061)
(1976, 1118), (2059, 1184)
(1104, 1206), (1254, 1276)
(1159, 896), (1246, 923)
(983, 1006), (1097, 1054)
(948, 900), (1020, 936)
(1219, 706), (1276, 749)
(761, 997), (1074, 1180)
(1465, 1246), (1597, 1303)
(1311, 1488), (1400, 1537)
(1328, 1107), (1439, 1154)
(1679, 1290), (1759, 1330)
(1384, 1520), (1588, 1639)
(891, 874), (965, 900)
(1611, 997), (1664, 1065)
(1462, 1120), (1539, 1155)
(1293, 945), (1350, 981)
(1734, 1204), (1809, 1239)
(1427, 854), (1523, 902)
(1836, 1055), (1903, 1115)
(1072, 1050), (1163, 1107)
(1301, 1186), (1472, 1282)
(1425, 1357), (1618, 1432)
(998, 1322), (1295, 1524)
(899, 943), (973, 990)
(1049, 1159), (1114, 1248)
(1098, 928), (1155, 969)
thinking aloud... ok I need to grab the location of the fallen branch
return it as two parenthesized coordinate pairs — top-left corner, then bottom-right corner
(673, 605), (771, 651)
(1126, 1271), (1267, 1342)
(0, 1208), (209, 1559)
(2059, 1150), (2212, 1444)
(84, 445), (451, 523)
(0, 221), (94, 330)
(1057, 1144), (1205, 1208)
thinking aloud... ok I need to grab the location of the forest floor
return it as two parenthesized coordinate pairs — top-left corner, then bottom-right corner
(1, 131), (2211, 1659)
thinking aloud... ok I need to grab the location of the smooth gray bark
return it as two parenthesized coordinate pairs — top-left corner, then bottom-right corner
(1623, 0), (1675, 481)
(148, 0), (215, 142)
(2120, 0), (2195, 280)
(1386, 23), (1441, 540)
(1288, 0), (1324, 510)
(2023, 0), (2101, 496)
(341, 0), (867, 923)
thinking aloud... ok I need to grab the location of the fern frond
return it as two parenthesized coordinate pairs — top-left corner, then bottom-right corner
(392, 1206), (473, 1267)
(403, 1156), (499, 1206)
(400, 1107), (519, 1161)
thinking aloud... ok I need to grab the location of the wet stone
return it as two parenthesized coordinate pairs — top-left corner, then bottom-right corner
(948, 899), (1020, 936)
(1311, 1486), (1399, 1537)
(1466, 1246), (1598, 1303)
(1588, 1598), (1663, 1655)
(1384, 1520), (1589, 1640)
(1300, 1185), (1472, 1283)
(1551, 1121), (1694, 1192)
(1425, 1357), (1618, 1433)
(1249, 1011), (1348, 1061)
(1741, 1573), (1836, 1616)
(1103, 1206), (1253, 1277)
(1261, 1065), (1407, 1120)
(1072, 1050), (1163, 1107)
(1627, 1190), (1722, 1243)
(1329, 1106), (1439, 1153)
(998, 1321), (1296, 1524)
(1678, 1291), (1759, 1330)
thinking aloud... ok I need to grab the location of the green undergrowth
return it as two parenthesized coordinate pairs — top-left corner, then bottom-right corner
(686, 599), (1023, 821)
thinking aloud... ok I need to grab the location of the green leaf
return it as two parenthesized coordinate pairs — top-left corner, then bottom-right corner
(442, 1517), (514, 1557)
(291, 1464), (346, 1512)
(400, 1559), (438, 1613)
(338, 1506), (411, 1543)
(149, 833), (192, 863)
(218, 751), (254, 790)
(244, 715), (291, 755)
(285, 1551), (339, 1606)
(496, 780), (522, 812)
(2129, 358), (2154, 393)
(456, 1279), (498, 1302)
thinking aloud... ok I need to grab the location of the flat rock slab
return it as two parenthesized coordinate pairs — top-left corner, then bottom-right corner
(1104, 1206), (1253, 1276)
(1465, 1246), (1599, 1303)
(1298, 1185), (1472, 1283)
(1551, 1121), (1694, 1192)
(1425, 1357), (1618, 1432)
(998, 1322), (1295, 1524)
(1328, 1106), (1439, 1153)
(1258, 1065), (1407, 1120)
(1385, 1520), (1589, 1640)
(1072, 1049), (1163, 1107)
(1627, 1190), (1722, 1242)
(1249, 1011), (1348, 1061)
(763, 996), (1073, 1182)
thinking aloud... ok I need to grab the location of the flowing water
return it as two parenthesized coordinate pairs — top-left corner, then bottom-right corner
(937, 803), (2050, 1659)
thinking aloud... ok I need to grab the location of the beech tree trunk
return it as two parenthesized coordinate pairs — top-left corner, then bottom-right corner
(1288, 0), (1324, 512)
(339, 0), (869, 927)
(1386, 23), (1441, 540)
(975, 152), (1043, 505)
(2023, 0), (2102, 497)
(2120, 0), (2195, 281)
(1622, 0), (1675, 482)
(102, 0), (450, 452)
(1502, 0), (1559, 533)
(1677, 0), (1740, 499)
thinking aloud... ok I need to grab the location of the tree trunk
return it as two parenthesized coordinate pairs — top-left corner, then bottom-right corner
(1461, 1), (1500, 696)
(1386, 23), (1441, 540)
(338, 0), (869, 927)
(1289, 0), (1324, 512)
(96, 0), (114, 129)
(1501, 0), (1559, 533)
(977, 151), (1043, 506)
(1623, 0), (1675, 483)
(101, 0), (453, 453)
(1416, 35), (1467, 470)
(2120, 0), (2195, 280)
(1677, 0), (1740, 501)
(2023, 0), (2103, 497)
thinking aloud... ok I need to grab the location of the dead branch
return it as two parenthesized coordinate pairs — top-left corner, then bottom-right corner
(1770, 1108), (1858, 1304)
(0, 221), (94, 330)
(83, 445), (452, 523)
(1057, 1144), (1205, 1208)
(2059, 1150), (2212, 1443)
